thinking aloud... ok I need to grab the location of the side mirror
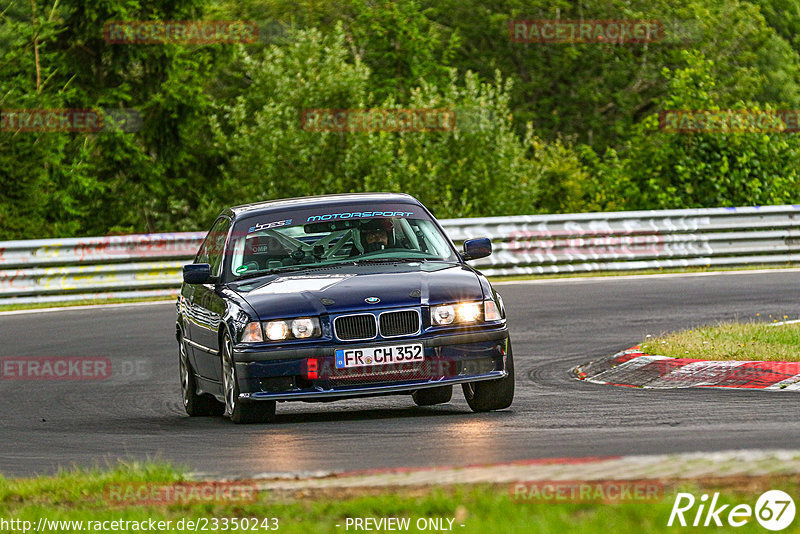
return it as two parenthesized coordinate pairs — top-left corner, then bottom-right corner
(462, 238), (492, 261)
(183, 263), (213, 285)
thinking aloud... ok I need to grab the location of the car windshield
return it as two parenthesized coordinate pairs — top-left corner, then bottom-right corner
(228, 206), (459, 278)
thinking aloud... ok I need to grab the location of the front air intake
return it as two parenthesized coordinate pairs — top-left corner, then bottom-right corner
(334, 314), (378, 341)
(379, 310), (420, 337)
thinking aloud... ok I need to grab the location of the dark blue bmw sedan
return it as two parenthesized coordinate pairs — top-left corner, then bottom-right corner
(176, 193), (513, 423)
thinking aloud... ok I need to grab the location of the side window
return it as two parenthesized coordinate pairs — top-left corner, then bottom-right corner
(195, 217), (232, 277)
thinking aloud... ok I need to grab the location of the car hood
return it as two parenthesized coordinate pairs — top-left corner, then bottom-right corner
(231, 262), (485, 320)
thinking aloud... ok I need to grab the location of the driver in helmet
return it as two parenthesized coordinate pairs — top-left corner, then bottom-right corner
(360, 218), (394, 252)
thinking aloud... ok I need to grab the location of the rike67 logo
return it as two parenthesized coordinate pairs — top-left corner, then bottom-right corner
(668, 490), (796, 531)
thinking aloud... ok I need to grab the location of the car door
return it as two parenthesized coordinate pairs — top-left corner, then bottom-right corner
(185, 216), (232, 382)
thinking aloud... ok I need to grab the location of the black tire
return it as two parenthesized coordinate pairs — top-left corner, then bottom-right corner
(462, 341), (515, 412)
(221, 333), (276, 424)
(179, 336), (224, 417)
(412, 385), (453, 406)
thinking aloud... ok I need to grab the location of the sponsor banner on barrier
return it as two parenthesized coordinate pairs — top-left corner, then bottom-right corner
(507, 229), (665, 256)
(0, 235), (203, 269)
(0, 264), (182, 293)
(73, 234), (203, 259)
(2, 204), (800, 303)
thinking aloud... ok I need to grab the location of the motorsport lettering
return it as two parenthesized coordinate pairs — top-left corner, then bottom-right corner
(307, 211), (413, 222)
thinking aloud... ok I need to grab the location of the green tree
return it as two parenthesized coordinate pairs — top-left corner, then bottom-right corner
(206, 27), (551, 219)
(592, 52), (800, 209)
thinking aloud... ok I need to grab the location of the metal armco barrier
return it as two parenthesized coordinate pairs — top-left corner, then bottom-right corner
(1, 205), (799, 304)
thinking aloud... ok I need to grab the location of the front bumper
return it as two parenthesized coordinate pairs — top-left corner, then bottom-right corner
(232, 327), (509, 402)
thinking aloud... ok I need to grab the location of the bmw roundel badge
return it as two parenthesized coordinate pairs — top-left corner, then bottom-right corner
(365, 296), (380, 304)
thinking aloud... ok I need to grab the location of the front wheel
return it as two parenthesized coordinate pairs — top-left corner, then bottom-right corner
(179, 336), (224, 417)
(221, 333), (276, 424)
(462, 341), (515, 412)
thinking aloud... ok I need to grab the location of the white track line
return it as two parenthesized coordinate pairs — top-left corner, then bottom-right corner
(493, 267), (800, 285)
(769, 319), (800, 326)
(0, 299), (175, 316)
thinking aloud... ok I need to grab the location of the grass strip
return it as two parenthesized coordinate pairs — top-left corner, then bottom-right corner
(641, 321), (800, 361)
(2, 462), (800, 532)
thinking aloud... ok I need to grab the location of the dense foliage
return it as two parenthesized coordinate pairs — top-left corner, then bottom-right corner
(1, 0), (799, 238)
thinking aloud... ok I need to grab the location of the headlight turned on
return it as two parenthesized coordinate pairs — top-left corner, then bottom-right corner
(262, 318), (321, 341)
(431, 300), (503, 326)
(456, 302), (482, 323)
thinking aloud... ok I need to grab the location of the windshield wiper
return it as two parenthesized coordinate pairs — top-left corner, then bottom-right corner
(234, 264), (316, 281)
(236, 258), (438, 280)
(352, 257), (430, 264)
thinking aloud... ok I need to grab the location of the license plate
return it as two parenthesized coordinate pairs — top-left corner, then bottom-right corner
(335, 344), (424, 369)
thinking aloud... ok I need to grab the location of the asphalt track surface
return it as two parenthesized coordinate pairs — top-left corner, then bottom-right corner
(1, 270), (798, 478)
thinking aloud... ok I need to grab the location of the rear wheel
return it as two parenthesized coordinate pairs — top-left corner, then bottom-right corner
(179, 336), (224, 416)
(462, 341), (515, 412)
(221, 333), (276, 424)
(412, 385), (453, 406)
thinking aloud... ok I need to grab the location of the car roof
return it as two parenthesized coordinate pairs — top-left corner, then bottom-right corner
(226, 192), (421, 217)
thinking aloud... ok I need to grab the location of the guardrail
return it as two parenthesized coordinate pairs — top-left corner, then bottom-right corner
(1, 205), (799, 305)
